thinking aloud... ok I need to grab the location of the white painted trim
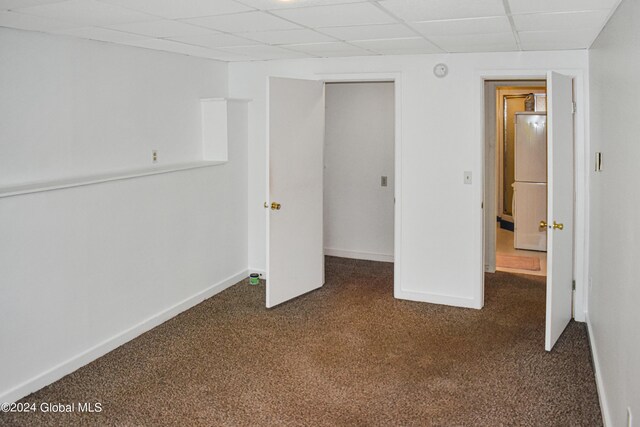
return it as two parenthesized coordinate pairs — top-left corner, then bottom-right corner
(477, 67), (588, 322)
(394, 289), (481, 309)
(0, 161), (225, 199)
(324, 248), (394, 263)
(586, 313), (612, 427)
(0, 269), (248, 404)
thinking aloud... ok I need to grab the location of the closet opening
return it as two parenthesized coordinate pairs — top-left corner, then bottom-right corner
(323, 81), (396, 286)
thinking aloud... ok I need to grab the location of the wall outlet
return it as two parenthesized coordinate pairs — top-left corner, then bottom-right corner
(464, 171), (472, 185)
(628, 407), (633, 427)
(152, 150), (158, 163)
(381, 176), (388, 187)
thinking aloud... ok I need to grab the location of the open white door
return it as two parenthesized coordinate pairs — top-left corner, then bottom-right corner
(545, 71), (574, 351)
(266, 77), (325, 308)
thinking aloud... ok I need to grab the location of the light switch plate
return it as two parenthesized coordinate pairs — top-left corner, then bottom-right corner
(464, 171), (472, 185)
(381, 176), (388, 187)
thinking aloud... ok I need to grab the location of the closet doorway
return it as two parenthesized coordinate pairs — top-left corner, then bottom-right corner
(323, 82), (395, 266)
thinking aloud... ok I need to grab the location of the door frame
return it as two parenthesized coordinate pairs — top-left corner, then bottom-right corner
(316, 72), (403, 298)
(478, 68), (589, 322)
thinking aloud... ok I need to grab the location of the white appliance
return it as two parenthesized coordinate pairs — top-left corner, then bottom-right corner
(513, 112), (547, 251)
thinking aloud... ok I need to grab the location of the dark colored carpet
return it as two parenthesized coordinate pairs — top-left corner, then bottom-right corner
(1, 257), (602, 426)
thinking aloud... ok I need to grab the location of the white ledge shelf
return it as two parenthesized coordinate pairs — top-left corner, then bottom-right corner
(0, 160), (225, 199)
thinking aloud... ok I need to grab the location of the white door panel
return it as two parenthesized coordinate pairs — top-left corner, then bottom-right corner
(267, 77), (325, 308)
(545, 71), (574, 351)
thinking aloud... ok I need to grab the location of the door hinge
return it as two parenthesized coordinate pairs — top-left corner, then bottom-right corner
(571, 102), (577, 114)
(572, 280), (576, 290)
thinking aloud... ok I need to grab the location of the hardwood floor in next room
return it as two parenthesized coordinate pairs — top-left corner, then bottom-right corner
(0, 257), (600, 426)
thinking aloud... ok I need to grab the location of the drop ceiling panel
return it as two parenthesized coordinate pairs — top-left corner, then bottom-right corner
(183, 11), (300, 33)
(54, 26), (147, 42)
(0, 10), (79, 31)
(99, 0), (252, 20)
(508, 0), (618, 15)
(412, 16), (512, 37)
(513, 10), (611, 32)
(519, 29), (599, 50)
(272, 3), (396, 28)
(218, 44), (309, 60)
(429, 32), (518, 52)
(0, 0), (621, 60)
(107, 20), (215, 38)
(351, 37), (442, 54)
(239, 29), (335, 45)
(379, 0), (506, 22)
(235, 0), (361, 10)
(285, 41), (373, 57)
(0, 0), (66, 11)
(319, 23), (416, 41)
(170, 33), (257, 49)
(16, 0), (156, 27)
(122, 37), (224, 57)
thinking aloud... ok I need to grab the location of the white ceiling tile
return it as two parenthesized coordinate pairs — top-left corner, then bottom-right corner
(284, 41), (373, 57)
(218, 44), (310, 60)
(17, 0), (156, 27)
(319, 23), (416, 41)
(508, 0), (618, 15)
(183, 11), (300, 33)
(429, 32), (518, 52)
(107, 20), (215, 38)
(170, 33), (256, 49)
(513, 10), (610, 32)
(235, 0), (361, 10)
(99, 0), (253, 20)
(351, 37), (442, 54)
(379, 0), (506, 22)
(411, 16), (512, 37)
(0, 0), (65, 11)
(121, 37), (223, 57)
(518, 29), (598, 50)
(239, 29), (335, 45)
(0, 10), (78, 31)
(272, 3), (396, 28)
(53, 26), (147, 42)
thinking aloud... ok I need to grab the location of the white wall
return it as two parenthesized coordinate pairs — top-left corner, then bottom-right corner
(0, 29), (249, 403)
(0, 28), (225, 186)
(589, 0), (640, 424)
(324, 82), (395, 262)
(229, 50), (589, 309)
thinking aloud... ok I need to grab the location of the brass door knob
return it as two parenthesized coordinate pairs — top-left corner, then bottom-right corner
(271, 202), (281, 211)
(539, 220), (547, 229)
(552, 221), (564, 230)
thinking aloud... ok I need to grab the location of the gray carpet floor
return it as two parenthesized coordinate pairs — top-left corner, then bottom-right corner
(1, 256), (602, 426)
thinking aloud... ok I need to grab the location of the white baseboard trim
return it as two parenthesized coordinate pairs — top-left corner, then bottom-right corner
(394, 289), (481, 309)
(324, 248), (394, 263)
(586, 313), (612, 427)
(0, 269), (248, 404)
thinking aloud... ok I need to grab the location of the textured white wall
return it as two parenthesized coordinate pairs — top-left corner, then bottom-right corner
(324, 82), (395, 262)
(589, 0), (640, 424)
(229, 50), (589, 309)
(0, 29), (249, 403)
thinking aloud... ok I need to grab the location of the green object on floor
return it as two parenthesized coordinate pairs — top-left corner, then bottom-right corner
(249, 273), (260, 285)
